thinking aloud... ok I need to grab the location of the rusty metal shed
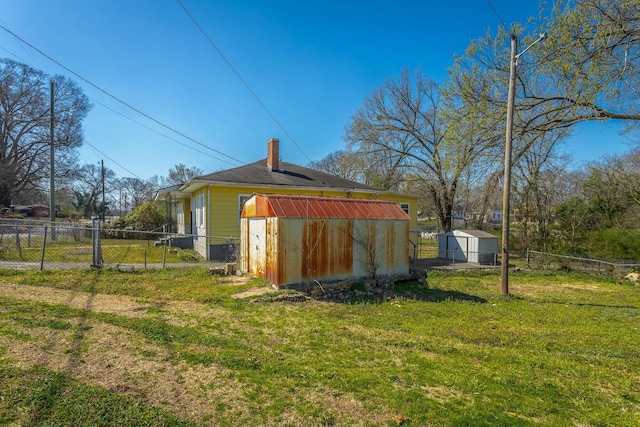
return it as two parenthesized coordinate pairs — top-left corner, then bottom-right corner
(240, 194), (410, 287)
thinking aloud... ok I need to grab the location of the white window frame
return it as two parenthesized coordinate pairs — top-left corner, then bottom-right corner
(194, 193), (205, 228)
(400, 202), (410, 216)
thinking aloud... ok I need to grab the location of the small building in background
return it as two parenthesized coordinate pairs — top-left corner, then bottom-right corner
(438, 229), (498, 264)
(12, 205), (50, 217)
(240, 193), (410, 287)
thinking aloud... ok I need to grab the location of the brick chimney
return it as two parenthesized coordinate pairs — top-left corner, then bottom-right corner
(267, 138), (280, 171)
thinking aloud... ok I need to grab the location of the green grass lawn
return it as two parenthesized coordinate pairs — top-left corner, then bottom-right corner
(0, 267), (638, 426)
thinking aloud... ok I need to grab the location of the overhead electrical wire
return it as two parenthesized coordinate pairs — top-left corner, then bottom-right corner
(84, 140), (142, 179)
(0, 23), (248, 167)
(486, 0), (507, 28)
(0, 18), (41, 69)
(89, 97), (239, 167)
(176, 0), (313, 164)
(0, 44), (240, 170)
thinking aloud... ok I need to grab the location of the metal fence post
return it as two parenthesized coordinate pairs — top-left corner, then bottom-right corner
(162, 242), (167, 269)
(40, 226), (48, 270)
(526, 248), (530, 270)
(14, 224), (21, 259)
(91, 216), (103, 268)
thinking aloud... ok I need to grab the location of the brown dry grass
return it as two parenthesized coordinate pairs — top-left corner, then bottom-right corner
(510, 281), (617, 298)
(0, 282), (230, 327)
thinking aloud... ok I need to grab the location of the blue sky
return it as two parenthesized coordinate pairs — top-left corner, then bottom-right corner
(0, 0), (633, 181)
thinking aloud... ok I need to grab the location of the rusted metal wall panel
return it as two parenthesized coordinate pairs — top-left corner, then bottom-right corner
(258, 218), (354, 285)
(266, 217), (406, 286)
(281, 218), (303, 285)
(351, 219), (409, 280)
(248, 218), (267, 278)
(265, 218), (279, 285)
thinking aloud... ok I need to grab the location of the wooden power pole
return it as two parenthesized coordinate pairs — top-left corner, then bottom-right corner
(49, 80), (56, 239)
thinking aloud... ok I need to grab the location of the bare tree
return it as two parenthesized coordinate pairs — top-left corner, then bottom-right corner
(0, 59), (91, 207)
(119, 177), (156, 210)
(162, 163), (203, 186)
(72, 163), (116, 218)
(345, 70), (501, 232)
(308, 150), (364, 182)
(308, 149), (405, 191)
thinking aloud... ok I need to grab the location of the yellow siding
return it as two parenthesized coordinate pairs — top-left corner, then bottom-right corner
(183, 198), (191, 226)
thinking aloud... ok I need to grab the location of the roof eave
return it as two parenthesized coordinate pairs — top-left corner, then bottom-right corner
(175, 180), (382, 194)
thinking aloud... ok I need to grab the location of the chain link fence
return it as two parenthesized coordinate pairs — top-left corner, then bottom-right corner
(0, 218), (239, 270)
(526, 249), (640, 277)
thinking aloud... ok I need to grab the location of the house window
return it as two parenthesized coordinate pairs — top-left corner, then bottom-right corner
(400, 203), (410, 215)
(239, 194), (250, 223)
(194, 193), (205, 228)
(177, 203), (184, 230)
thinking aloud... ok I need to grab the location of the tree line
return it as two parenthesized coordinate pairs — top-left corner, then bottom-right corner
(309, 0), (640, 260)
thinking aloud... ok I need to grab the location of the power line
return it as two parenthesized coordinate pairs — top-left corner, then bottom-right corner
(88, 97), (239, 167)
(176, 0), (313, 164)
(0, 17), (41, 69)
(0, 44), (242, 169)
(84, 140), (142, 179)
(0, 23), (248, 166)
(0, 39), (277, 185)
(486, 0), (507, 28)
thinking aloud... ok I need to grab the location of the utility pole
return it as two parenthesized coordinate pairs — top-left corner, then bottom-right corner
(49, 80), (56, 240)
(501, 32), (547, 296)
(501, 35), (517, 296)
(101, 159), (106, 224)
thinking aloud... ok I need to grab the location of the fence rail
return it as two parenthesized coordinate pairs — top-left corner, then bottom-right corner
(0, 218), (238, 270)
(526, 250), (639, 276)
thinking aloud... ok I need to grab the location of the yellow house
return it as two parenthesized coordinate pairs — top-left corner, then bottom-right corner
(156, 138), (418, 260)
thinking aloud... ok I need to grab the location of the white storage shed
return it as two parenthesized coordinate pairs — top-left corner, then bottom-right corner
(438, 230), (498, 264)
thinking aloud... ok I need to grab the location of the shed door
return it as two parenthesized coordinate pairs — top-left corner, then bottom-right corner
(249, 219), (267, 277)
(446, 236), (468, 262)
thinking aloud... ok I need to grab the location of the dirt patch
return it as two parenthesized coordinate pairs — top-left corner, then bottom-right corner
(213, 273), (256, 286)
(232, 285), (277, 299)
(0, 282), (227, 326)
(420, 385), (471, 405)
(299, 389), (392, 426)
(511, 282), (616, 296)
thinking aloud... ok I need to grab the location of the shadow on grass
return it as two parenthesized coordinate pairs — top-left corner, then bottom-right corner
(407, 287), (488, 303)
(315, 280), (489, 305)
(391, 280), (488, 303)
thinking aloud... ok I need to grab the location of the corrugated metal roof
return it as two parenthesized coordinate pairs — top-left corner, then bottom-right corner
(242, 194), (410, 220)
